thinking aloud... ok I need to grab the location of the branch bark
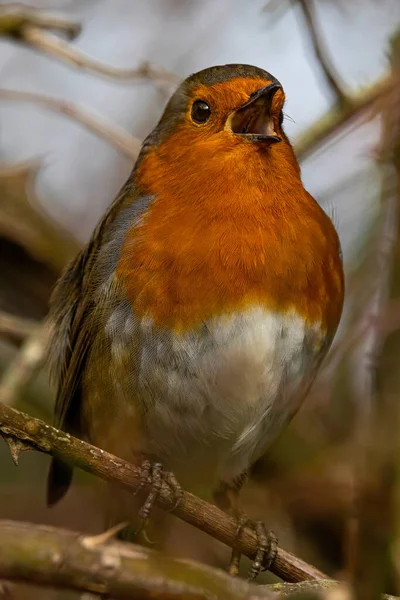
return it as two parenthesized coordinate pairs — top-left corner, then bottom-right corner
(0, 402), (326, 584)
(0, 89), (141, 160)
(21, 25), (179, 85)
(0, 520), (396, 600)
(0, 4), (177, 86)
(0, 311), (39, 344)
(0, 4), (80, 39)
(270, 580), (398, 599)
(295, 75), (394, 160)
(0, 326), (49, 407)
(0, 520), (274, 600)
(295, 0), (348, 105)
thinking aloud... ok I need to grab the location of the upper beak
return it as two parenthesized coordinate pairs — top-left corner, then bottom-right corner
(227, 81), (283, 146)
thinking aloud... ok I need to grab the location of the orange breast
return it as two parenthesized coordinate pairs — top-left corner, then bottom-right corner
(116, 126), (344, 336)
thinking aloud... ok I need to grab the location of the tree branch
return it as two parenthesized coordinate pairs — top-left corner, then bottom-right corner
(0, 4), (80, 40)
(0, 89), (141, 160)
(295, 75), (394, 160)
(270, 580), (398, 599)
(0, 402), (326, 584)
(20, 24), (179, 85)
(0, 520), (274, 600)
(295, 0), (348, 105)
(0, 4), (177, 86)
(0, 327), (49, 408)
(0, 311), (39, 344)
(0, 520), (396, 600)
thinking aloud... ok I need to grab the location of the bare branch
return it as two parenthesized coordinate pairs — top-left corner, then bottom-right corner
(0, 4), (177, 86)
(295, 0), (348, 105)
(270, 580), (397, 599)
(0, 520), (397, 599)
(0, 4), (80, 39)
(0, 581), (12, 599)
(0, 89), (141, 160)
(0, 311), (39, 343)
(0, 520), (274, 600)
(0, 160), (80, 270)
(348, 36), (400, 599)
(295, 75), (393, 160)
(0, 402), (327, 584)
(21, 24), (179, 86)
(0, 326), (49, 407)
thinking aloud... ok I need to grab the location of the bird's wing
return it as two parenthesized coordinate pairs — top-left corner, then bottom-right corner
(48, 243), (95, 434)
(48, 177), (152, 435)
(46, 234), (100, 506)
(47, 174), (154, 505)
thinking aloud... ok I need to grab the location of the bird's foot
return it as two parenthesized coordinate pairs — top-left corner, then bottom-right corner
(229, 516), (277, 581)
(135, 459), (183, 538)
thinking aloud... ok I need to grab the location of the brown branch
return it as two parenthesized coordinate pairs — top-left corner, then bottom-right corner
(0, 326), (49, 407)
(0, 520), (274, 600)
(349, 34), (400, 600)
(0, 521), (397, 599)
(0, 581), (12, 599)
(295, 0), (348, 105)
(0, 5), (177, 86)
(0, 89), (141, 160)
(20, 24), (179, 86)
(270, 580), (398, 599)
(0, 4), (80, 39)
(0, 311), (39, 344)
(0, 402), (326, 584)
(295, 75), (394, 160)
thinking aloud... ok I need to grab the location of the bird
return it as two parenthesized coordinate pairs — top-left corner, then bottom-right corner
(46, 63), (344, 579)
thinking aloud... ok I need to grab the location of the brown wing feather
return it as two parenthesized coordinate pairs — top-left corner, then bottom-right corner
(46, 175), (141, 506)
(46, 244), (96, 506)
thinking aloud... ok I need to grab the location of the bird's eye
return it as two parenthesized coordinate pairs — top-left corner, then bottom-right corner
(191, 100), (211, 124)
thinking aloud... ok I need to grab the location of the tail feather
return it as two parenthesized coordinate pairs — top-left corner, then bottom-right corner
(47, 458), (73, 506)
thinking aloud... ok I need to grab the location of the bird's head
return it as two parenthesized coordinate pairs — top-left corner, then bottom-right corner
(136, 64), (301, 200)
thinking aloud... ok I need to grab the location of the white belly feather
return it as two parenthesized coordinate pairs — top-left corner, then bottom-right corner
(134, 306), (325, 486)
(87, 303), (326, 490)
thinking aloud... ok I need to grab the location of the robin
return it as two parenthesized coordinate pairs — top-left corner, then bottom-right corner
(46, 64), (344, 579)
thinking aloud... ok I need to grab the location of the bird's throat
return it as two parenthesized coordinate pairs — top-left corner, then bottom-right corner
(116, 135), (342, 334)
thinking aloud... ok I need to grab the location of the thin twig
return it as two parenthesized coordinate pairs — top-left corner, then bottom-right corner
(0, 4), (80, 39)
(295, 0), (348, 105)
(21, 24), (179, 85)
(0, 327), (49, 407)
(1, 5), (178, 85)
(295, 75), (393, 160)
(0, 311), (39, 344)
(0, 581), (12, 599)
(0, 402), (327, 584)
(0, 89), (140, 160)
(349, 36), (400, 600)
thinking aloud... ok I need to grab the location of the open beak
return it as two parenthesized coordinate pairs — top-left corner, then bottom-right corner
(227, 81), (283, 146)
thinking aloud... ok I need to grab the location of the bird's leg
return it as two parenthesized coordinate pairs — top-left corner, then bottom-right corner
(213, 474), (277, 581)
(135, 458), (183, 537)
(236, 517), (278, 581)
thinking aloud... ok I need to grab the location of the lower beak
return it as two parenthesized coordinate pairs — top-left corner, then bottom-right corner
(227, 81), (282, 146)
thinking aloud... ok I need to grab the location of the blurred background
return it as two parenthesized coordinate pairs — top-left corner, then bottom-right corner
(0, 0), (399, 598)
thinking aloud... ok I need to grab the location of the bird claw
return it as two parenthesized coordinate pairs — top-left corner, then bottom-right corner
(228, 516), (277, 581)
(135, 459), (183, 539)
